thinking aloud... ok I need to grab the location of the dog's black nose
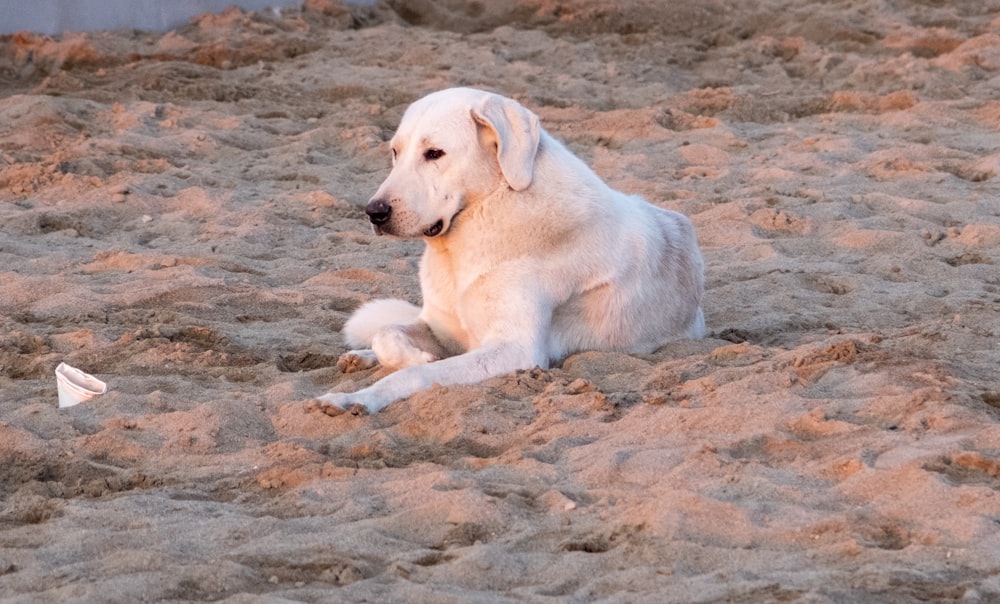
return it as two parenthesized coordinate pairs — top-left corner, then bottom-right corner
(366, 199), (392, 225)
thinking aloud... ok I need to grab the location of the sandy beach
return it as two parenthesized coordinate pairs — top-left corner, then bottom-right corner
(1, 0), (999, 601)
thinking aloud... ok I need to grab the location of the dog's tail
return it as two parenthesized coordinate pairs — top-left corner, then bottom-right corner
(342, 298), (422, 349)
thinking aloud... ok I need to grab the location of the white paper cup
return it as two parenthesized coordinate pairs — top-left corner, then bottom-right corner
(55, 362), (108, 408)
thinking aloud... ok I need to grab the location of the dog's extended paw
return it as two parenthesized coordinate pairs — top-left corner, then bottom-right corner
(312, 393), (370, 417)
(336, 349), (379, 374)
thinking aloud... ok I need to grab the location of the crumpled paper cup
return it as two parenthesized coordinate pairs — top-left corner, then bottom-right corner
(55, 362), (108, 408)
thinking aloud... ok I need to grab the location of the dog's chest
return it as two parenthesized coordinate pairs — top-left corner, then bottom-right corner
(418, 245), (475, 351)
(419, 231), (496, 295)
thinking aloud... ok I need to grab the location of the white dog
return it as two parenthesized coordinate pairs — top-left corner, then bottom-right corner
(317, 87), (704, 415)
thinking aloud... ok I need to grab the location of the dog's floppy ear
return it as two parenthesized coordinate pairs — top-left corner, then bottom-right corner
(471, 95), (540, 191)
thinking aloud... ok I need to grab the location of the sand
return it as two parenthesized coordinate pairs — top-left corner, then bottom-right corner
(1, 0), (999, 601)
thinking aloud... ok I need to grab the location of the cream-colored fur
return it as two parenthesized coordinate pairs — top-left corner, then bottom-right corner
(317, 87), (704, 414)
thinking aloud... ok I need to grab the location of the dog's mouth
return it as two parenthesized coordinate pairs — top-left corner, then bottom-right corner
(422, 208), (464, 238)
(423, 219), (444, 238)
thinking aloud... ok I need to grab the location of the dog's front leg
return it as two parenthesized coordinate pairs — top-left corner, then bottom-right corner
(316, 340), (543, 415)
(371, 322), (450, 369)
(337, 320), (448, 374)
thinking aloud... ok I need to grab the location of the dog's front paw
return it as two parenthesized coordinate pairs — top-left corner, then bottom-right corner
(336, 349), (379, 374)
(313, 393), (370, 417)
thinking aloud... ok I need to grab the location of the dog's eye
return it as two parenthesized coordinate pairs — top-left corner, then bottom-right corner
(423, 148), (445, 161)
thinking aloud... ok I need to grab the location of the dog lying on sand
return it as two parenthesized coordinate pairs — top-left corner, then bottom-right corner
(317, 87), (704, 415)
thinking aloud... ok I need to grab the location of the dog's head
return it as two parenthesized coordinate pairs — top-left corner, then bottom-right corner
(365, 87), (541, 238)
